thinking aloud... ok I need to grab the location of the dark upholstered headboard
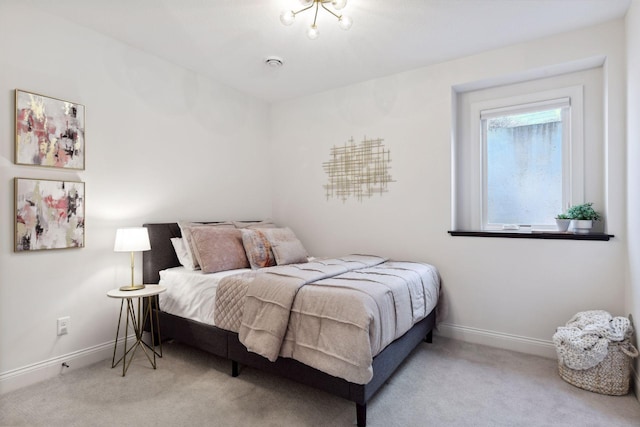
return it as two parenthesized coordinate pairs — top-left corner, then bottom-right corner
(143, 223), (182, 284)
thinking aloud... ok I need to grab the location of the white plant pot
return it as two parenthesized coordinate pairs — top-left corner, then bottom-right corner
(555, 219), (571, 232)
(571, 219), (593, 234)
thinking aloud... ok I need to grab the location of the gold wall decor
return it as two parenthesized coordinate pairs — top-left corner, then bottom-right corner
(323, 136), (394, 202)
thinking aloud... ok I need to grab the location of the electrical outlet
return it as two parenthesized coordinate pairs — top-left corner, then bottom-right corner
(57, 316), (70, 336)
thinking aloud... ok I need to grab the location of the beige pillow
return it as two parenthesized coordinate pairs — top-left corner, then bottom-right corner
(233, 220), (277, 229)
(262, 227), (308, 266)
(241, 229), (276, 269)
(189, 227), (249, 273)
(178, 221), (234, 269)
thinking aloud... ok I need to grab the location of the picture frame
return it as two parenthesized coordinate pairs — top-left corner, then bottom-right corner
(15, 89), (85, 170)
(15, 178), (85, 251)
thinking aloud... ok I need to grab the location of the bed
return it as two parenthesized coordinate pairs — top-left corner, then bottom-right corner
(142, 222), (440, 427)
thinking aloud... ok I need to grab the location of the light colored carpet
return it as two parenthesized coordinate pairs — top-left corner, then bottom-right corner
(1, 337), (639, 426)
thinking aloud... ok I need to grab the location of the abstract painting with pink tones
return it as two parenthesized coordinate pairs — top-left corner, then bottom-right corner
(15, 89), (85, 169)
(15, 178), (85, 251)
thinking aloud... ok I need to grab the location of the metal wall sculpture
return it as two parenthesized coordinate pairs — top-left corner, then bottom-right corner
(323, 136), (394, 202)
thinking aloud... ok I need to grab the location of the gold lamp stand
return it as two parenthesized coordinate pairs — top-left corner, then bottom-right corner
(119, 251), (145, 291)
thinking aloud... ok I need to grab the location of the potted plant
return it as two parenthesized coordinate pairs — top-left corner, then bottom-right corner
(555, 213), (572, 232)
(566, 202), (601, 234)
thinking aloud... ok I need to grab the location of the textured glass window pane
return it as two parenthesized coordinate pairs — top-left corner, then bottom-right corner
(485, 109), (563, 226)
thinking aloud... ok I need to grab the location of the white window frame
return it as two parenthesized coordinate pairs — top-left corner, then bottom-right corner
(469, 86), (584, 231)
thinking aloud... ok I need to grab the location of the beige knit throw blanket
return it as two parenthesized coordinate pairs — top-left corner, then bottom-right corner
(553, 310), (632, 370)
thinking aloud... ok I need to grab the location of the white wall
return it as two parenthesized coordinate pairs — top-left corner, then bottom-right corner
(0, 3), (271, 393)
(626, 0), (640, 399)
(270, 20), (627, 358)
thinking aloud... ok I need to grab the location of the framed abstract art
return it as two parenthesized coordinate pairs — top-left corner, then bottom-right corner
(14, 178), (85, 251)
(15, 89), (85, 170)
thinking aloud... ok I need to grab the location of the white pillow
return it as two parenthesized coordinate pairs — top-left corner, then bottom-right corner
(170, 237), (197, 270)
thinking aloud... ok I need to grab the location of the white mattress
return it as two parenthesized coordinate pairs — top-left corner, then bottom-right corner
(158, 266), (250, 326)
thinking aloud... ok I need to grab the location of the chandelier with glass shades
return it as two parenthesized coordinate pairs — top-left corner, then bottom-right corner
(280, 0), (353, 40)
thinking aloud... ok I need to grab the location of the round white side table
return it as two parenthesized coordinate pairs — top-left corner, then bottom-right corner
(107, 285), (166, 376)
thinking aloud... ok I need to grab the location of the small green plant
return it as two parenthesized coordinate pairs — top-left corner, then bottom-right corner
(566, 202), (601, 221)
(555, 213), (571, 220)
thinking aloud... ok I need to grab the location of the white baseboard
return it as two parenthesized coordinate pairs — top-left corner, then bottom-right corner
(436, 324), (640, 400)
(0, 326), (626, 397)
(0, 335), (133, 395)
(435, 322), (557, 359)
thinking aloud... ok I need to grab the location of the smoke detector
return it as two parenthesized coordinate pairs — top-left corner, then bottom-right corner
(265, 56), (284, 68)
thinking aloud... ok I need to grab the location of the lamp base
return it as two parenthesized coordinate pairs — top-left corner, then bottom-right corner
(119, 284), (146, 291)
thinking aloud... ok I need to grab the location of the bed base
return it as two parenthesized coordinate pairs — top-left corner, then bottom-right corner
(142, 222), (436, 427)
(153, 307), (434, 427)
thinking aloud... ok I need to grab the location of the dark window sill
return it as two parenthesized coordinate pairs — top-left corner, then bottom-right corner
(448, 230), (614, 241)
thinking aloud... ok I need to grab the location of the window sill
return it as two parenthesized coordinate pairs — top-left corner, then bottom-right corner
(448, 230), (613, 241)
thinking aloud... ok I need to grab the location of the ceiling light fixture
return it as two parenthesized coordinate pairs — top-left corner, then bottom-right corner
(280, 0), (352, 40)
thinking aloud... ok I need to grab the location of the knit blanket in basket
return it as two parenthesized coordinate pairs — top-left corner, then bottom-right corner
(553, 310), (633, 370)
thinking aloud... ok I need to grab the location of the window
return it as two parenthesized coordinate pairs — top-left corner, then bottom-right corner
(452, 66), (604, 233)
(480, 98), (570, 230)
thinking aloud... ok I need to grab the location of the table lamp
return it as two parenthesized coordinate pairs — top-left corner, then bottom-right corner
(114, 227), (151, 291)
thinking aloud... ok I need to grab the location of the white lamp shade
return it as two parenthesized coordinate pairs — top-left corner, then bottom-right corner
(114, 227), (151, 252)
(307, 25), (320, 39)
(280, 10), (296, 25)
(332, 0), (347, 10)
(338, 15), (352, 30)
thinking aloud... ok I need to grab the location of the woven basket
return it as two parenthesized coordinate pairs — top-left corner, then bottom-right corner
(558, 340), (638, 395)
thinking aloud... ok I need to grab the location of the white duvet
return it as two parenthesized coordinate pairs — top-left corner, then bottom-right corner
(158, 266), (250, 325)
